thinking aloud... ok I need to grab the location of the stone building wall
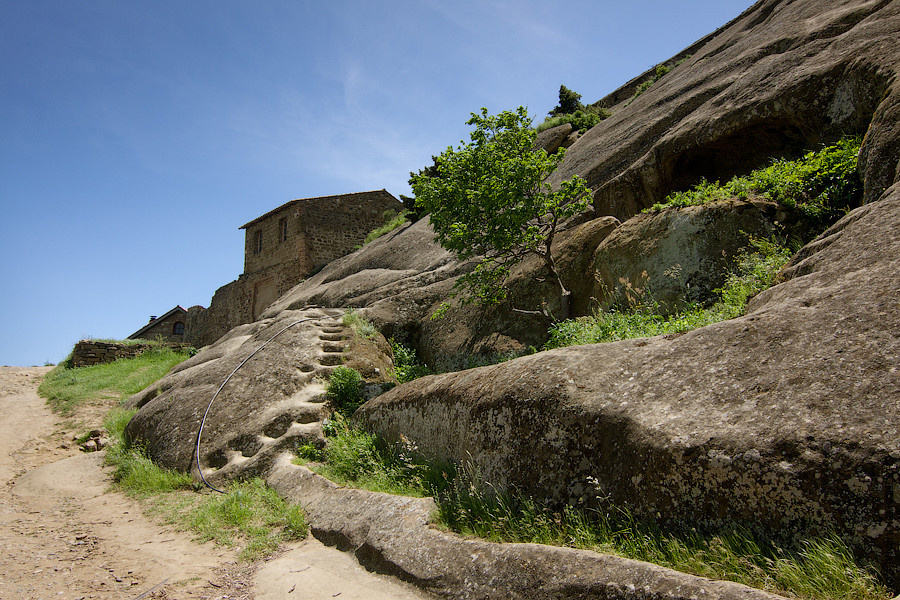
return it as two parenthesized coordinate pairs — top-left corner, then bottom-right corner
(129, 311), (187, 343)
(240, 190), (401, 276)
(300, 191), (402, 269)
(241, 206), (312, 276)
(185, 190), (402, 349)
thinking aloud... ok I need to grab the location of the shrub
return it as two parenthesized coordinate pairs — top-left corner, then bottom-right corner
(326, 366), (363, 415)
(647, 137), (862, 232)
(548, 84), (583, 116)
(536, 106), (611, 134)
(544, 237), (793, 349)
(389, 339), (432, 383)
(306, 419), (454, 498)
(362, 209), (410, 245)
(342, 309), (377, 339)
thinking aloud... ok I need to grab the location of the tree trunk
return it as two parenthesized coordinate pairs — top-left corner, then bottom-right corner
(543, 253), (571, 321)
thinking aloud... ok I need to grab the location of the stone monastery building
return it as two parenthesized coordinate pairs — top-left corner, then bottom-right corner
(133, 190), (402, 347)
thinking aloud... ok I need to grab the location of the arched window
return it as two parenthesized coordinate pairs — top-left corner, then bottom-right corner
(173, 322), (185, 335)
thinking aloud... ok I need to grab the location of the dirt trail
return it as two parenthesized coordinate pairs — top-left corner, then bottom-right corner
(0, 367), (431, 600)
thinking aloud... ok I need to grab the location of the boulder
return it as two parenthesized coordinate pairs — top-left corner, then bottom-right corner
(534, 122), (573, 155)
(264, 456), (790, 600)
(359, 184), (900, 587)
(586, 198), (781, 314)
(124, 307), (394, 485)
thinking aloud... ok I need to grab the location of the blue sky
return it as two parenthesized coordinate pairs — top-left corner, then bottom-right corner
(0, 0), (754, 366)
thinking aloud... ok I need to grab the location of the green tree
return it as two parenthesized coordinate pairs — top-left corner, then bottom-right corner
(410, 106), (591, 320)
(549, 85), (583, 116)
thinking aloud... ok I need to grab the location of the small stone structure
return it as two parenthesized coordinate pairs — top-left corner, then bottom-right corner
(185, 190), (402, 348)
(71, 340), (153, 368)
(127, 306), (187, 343)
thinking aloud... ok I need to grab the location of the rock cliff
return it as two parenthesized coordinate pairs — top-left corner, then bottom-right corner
(360, 183), (900, 585)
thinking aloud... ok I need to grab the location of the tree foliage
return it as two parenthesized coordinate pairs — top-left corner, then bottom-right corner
(550, 85), (583, 116)
(410, 106), (591, 319)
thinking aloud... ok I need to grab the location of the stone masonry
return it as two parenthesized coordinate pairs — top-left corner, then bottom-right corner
(71, 340), (153, 367)
(184, 190), (402, 348)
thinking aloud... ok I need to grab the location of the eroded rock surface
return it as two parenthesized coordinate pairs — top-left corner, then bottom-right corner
(360, 185), (900, 586)
(265, 455), (790, 600)
(261, 215), (624, 368)
(587, 199), (782, 314)
(551, 0), (900, 218)
(125, 308), (393, 485)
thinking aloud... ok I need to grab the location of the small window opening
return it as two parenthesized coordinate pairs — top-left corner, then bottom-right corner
(279, 217), (288, 242)
(254, 230), (263, 254)
(173, 322), (185, 335)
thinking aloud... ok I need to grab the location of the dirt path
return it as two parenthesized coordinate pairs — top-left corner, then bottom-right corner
(0, 367), (430, 600)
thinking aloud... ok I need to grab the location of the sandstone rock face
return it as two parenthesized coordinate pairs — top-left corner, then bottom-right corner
(124, 308), (393, 485)
(586, 199), (781, 314)
(550, 0), (900, 219)
(264, 456), (790, 600)
(360, 184), (900, 586)
(534, 122), (573, 155)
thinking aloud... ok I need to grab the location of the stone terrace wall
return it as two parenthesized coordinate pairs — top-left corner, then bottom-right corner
(71, 341), (153, 367)
(71, 340), (190, 368)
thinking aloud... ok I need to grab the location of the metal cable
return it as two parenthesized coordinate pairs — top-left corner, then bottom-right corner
(194, 312), (342, 493)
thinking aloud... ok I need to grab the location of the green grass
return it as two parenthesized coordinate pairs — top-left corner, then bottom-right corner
(103, 406), (307, 561)
(326, 365), (364, 416)
(300, 425), (890, 600)
(545, 237), (793, 349)
(536, 106), (610, 134)
(628, 63), (671, 103)
(38, 343), (193, 414)
(295, 417), (453, 498)
(342, 308), (378, 339)
(435, 473), (889, 600)
(647, 137), (862, 230)
(363, 209), (410, 245)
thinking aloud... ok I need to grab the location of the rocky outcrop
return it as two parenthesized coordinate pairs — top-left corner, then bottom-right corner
(551, 0), (900, 219)
(417, 215), (620, 369)
(534, 122), (573, 155)
(586, 199), (781, 314)
(360, 183), (900, 586)
(264, 455), (790, 600)
(260, 217), (473, 348)
(124, 307), (394, 484)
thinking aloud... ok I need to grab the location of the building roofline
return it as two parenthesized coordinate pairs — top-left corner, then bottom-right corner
(127, 305), (187, 340)
(238, 189), (398, 230)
